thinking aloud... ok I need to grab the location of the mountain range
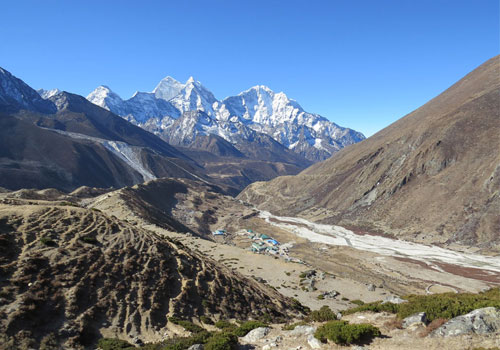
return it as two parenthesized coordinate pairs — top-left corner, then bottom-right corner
(2, 67), (359, 193)
(239, 55), (500, 251)
(0, 67), (212, 192)
(84, 76), (365, 162)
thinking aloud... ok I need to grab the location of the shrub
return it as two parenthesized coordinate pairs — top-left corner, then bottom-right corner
(233, 320), (267, 337)
(200, 316), (214, 325)
(282, 321), (308, 330)
(350, 299), (365, 306)
(97, 338), (135, 350)
(418, 318), (447, 337)
(214, 320), (234, 330)
(314, 320), (381, 345)
(80, 236), (98, 244)
(343, 288), (500, 323)
(168, 316), (204, 333)
(204, 332), (238, 350)
(317, 294), (325, 300)
(258, 313), (273, 323)
(308, 305), (337, 322)
(40, 237), (56, 247)
(162, 331), (212, 350)
(343, 301), (400, 316)
(397, 289), (500, 321)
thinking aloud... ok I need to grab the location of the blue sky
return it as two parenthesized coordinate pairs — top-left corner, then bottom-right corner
(2, 0), (498, 136)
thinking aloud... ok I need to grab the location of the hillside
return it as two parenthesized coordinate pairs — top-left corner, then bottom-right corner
(0, 194), (299, 349)
(239, 55), (500, 251)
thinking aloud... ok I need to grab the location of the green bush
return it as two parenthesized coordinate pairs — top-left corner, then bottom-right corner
(282, 321), (308, 330)
(343, 301), (400, 316)
(343, 288), (500, 322)
(350, 299), (365, 306)
(314, 320), (380, 345)
(97, 338), (135, 350)
(168, 316), (204, 333)
(162, 331), (212, 350)
(233, 320), (267, 337)
(204, 332), (238, 350)
(317, 294), (325, 300)
(308, 305), (337, 322)
(397, 288), (500, 321)
(214, 320), (235, 330)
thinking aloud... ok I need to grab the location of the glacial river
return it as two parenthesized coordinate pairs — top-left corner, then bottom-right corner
(259, 211), (500, 274)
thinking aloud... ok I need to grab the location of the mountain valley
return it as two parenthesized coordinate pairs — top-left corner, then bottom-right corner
(0, 56), (499, 350)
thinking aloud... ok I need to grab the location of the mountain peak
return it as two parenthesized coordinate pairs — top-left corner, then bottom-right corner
(153, 76), (184, 101)
(38, 88), (61, 100)
(87, 85), (123, 110)
(0, 66), (56, 114)
(186, 76), (196, 84)
(245, 85), (274, 95)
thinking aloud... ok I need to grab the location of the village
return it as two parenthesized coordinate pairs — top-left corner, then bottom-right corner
(212, 228), (304, 264)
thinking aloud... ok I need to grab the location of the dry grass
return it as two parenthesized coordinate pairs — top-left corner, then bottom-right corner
(418, 318), (447, 337)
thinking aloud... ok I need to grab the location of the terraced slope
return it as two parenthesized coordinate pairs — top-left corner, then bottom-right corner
(0, 199), (298, 349)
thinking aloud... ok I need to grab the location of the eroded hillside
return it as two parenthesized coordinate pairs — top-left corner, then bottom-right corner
(0, 197), (300, 349)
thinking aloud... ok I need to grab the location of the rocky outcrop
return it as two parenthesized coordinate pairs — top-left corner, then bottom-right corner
(402, 312), (428, 329)
(431, 307), (500, 337)
(241, 327), (270, 342)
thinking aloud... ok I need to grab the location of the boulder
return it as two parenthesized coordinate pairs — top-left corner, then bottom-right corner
(289, 325), (317, 336)
(188, 345), (204, 350)
(367, 284), (376, 292)
(322, 290), (339, 299)
(307, 335), (322, 349)
(242, 327), (270, 342)
(382, 295), (407, 304)
(402, 312), (428, 328)
(431, 307), (500, 337)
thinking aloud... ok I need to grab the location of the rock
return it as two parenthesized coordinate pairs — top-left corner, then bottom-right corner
(304, 270), (316, 278)
(242, 327), (270, 342)
(307, 335), (322, 349)
(382, 295), (407, 304)
(254, 277), (267, 283)
(262, 346), (271, 350)
(336, 312), (342, 320)
(132, 337), (143, 345)
(289, 325), (317, 336)
(402, 312), (428, 328)
(321, 290), (339, 299)
(367, 284), (376, 292)
(431, 307), (500, 337)
(188, 345), (204, 350)
(273, 336), (283, 343)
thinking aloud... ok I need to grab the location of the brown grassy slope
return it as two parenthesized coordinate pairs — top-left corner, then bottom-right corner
(239, 56), (500, 249)
(0, 200), (298, 349)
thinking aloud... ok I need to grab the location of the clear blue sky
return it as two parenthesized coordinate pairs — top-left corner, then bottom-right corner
(2, 0), (498, 136)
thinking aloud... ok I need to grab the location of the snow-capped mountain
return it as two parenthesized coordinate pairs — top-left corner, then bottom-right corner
(0, 68), (56, 114)
(86, 76), (365, 161)
(37, 88), (61, 100)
